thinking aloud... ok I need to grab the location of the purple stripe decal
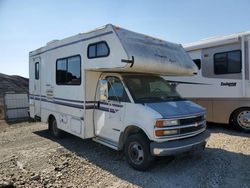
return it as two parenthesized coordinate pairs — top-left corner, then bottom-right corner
(99, 106), (117, 113)
(30, 94), (96, 104)
(54, 101), (84, 109)
(100, 101), (123, 108)
(29, 95), (120, 113)
(54, 97), (84, 103)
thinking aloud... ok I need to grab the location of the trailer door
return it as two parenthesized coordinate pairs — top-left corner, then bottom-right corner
(34, 58), (41, 118)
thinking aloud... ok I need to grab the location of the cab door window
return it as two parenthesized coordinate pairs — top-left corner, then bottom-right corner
(106, 77), (129, 102)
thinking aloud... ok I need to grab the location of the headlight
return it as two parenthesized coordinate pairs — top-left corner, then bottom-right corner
(155, 119), (179, 127)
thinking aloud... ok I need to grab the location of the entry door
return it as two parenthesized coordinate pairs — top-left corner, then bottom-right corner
(34, 59), (41, 117)
(94, 76), (128, 142)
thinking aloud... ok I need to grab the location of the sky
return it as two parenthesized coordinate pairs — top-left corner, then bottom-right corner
(1, 0), (250, 78)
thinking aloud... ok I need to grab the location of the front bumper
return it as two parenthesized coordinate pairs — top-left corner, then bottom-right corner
(150, 130), (210, 156)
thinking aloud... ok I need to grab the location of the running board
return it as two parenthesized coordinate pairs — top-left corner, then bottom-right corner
(93, 137), (118, 150)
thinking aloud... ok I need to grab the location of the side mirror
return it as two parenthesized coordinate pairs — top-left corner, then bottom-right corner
(99, 79), (108, 101)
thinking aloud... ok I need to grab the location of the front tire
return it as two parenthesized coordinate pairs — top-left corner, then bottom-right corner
(232, 108), (250, 133)
(124, 133), (155, 171)
(49, 117), (64, 138)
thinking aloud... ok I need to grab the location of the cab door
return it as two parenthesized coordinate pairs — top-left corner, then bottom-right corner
(94, 75), (129, 143)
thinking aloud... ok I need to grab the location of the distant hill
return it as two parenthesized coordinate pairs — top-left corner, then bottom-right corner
(0, 73), (28, 101)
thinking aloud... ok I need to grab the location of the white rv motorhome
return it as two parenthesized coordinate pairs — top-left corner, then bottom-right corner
(29, 24), (209, 170)
(166, 31), (250, 132)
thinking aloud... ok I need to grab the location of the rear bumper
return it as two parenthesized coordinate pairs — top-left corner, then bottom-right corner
(150, 130), (210, 156)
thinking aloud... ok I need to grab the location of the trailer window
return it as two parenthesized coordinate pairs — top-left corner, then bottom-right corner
(87, 41), (109, 59)
(35, 62), (39, 80)
(193, 59), (201, 70)
(214, 50), (241, 74)
(56, 55), (81, 85)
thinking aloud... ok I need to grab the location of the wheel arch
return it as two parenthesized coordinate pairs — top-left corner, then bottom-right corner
(118, 125), (150, 150)
(229, 106), (250, 124)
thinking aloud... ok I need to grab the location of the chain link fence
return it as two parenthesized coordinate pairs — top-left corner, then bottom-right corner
(3, 92), (29, 123)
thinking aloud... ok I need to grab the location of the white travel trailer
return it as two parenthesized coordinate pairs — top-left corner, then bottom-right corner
(29, 24), (209, 170)
(166, 31), (250, 132)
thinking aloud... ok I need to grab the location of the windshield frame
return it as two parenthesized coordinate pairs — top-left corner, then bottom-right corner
(122, 74), (185, 104)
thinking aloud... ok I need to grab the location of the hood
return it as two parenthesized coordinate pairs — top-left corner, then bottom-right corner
(145, 100), (205, 119)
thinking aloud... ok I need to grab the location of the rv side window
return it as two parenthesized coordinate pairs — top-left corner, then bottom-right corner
(87, 41), (109, 59)
(193, 59), (201, 70)
(214, 50), (241, 74)
(56, 55), (81, 85)
(35, 62), (39, 80)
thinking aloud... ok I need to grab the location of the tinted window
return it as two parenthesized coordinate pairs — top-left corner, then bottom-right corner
(35, 62), (39, 80)
(97, 42), (109, 57)
(106, 77), (129, 102)
(67, 56), (81, 84)
(214, 50), (241, 74)
(88, 45), (96, 58)
(56, 59), (67, 84)
(56, 55), (81, 85)
(149, 81), (171, 93)
(88, 41), (109, 58)
(193, 59), (201, 70)
(123, 75), (182, 103)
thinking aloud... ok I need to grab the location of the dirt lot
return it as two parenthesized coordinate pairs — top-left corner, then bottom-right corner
(0, 120), (249, 188)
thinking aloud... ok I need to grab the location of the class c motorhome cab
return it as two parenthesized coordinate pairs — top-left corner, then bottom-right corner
(29, 24), (210, 170)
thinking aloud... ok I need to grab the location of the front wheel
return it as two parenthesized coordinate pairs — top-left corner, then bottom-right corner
(232, 108), (250, 133)
(124, 133), (155, 171)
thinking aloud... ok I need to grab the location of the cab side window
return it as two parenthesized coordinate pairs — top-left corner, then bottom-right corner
(106, 77), (129, 102)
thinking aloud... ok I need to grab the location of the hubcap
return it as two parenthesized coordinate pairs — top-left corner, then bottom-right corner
(128, 142), (144, 165)
(237, 110), (250, 129)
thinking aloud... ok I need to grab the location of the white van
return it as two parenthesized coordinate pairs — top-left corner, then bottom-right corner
(166, 31), (250, 132)
(29, 24), (210, 170)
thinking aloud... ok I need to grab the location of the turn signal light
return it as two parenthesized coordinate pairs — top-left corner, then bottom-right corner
(155, 130), (164, 136)
(155, 129), (178, 137)
(155, 120), (164, 127)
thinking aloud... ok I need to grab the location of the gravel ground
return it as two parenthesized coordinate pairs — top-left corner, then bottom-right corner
(0, 120), (249, 188)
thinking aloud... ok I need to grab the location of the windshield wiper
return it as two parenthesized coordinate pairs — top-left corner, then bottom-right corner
(138, 97), (164, 100)
(163, 96), (184, 101)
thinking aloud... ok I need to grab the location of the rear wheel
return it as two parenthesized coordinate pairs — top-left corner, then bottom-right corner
(232, 108), (250, 133)
(124, 133), (155, 171)
(49, 117), (64, 138)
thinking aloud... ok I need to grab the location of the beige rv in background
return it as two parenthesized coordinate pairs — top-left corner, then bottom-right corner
(166, 31), (250, 132)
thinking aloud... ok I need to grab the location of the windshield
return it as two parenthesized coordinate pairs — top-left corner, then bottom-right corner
(123, 75), (184, 103)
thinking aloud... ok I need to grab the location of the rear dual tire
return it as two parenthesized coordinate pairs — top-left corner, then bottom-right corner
(49, 117), (64, 138)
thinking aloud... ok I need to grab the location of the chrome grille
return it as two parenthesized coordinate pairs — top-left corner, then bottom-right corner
(180, 115), (204, 125)
(180, 123), (206, 134)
